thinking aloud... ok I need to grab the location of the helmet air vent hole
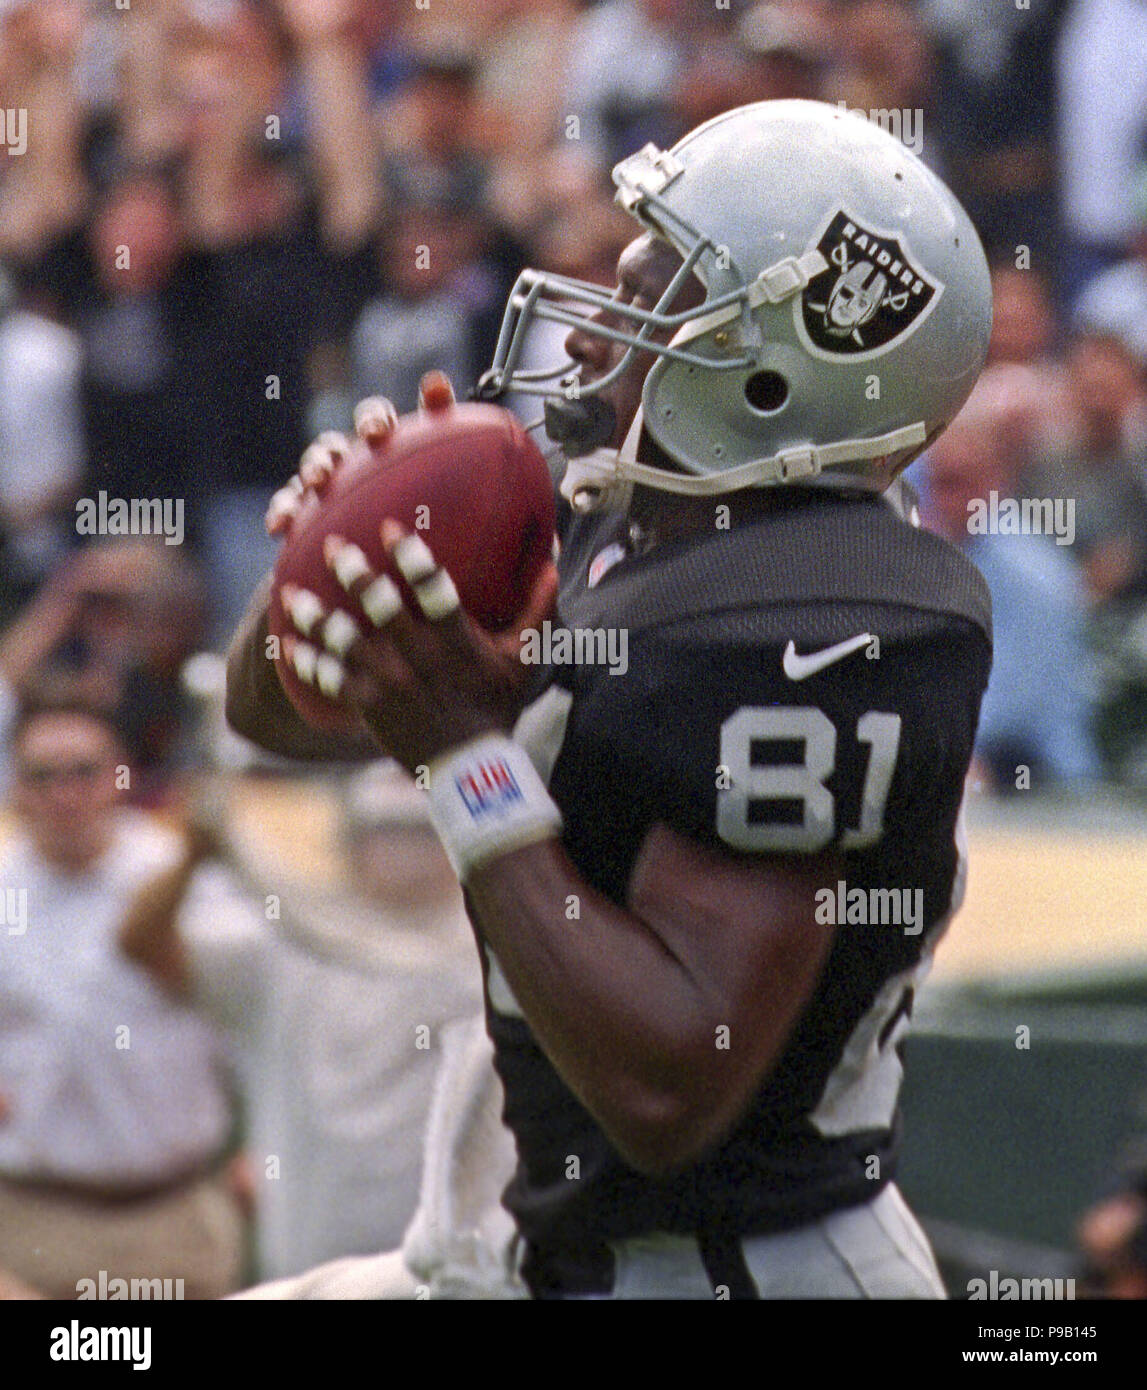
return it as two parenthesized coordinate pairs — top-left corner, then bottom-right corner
(744, 370), (789, 414)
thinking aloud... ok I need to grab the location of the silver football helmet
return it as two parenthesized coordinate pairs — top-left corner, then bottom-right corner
(480, 100), (992, 512)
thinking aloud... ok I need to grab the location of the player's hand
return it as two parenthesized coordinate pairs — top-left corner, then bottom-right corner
(278, 516), (559, 774)
(265, 421), (364, 539)
(274, 368), (559, 767)
(265, 394), (403, 538)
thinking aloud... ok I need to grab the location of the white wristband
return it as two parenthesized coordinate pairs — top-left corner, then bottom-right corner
(427, 735), (563, 882)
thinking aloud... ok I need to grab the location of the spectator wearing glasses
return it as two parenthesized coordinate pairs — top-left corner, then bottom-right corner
(0, 696), (243, 1298)
(0, 539), (207, 808)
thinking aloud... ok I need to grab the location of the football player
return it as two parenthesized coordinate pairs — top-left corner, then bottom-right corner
(226, 100), (993, 1299)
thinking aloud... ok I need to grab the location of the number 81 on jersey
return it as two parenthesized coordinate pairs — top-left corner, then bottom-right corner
(717, 707), (902, 854)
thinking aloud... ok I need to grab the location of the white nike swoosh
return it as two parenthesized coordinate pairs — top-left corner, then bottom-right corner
(782, 632), (873, 681)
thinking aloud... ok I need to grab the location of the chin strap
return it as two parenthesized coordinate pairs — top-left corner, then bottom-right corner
(559, 411), (643, 513)
(560, 410), (928, 513)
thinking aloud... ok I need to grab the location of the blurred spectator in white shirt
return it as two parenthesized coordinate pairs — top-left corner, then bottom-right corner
(0, 282), (83, 617)
(120, 762), (484, 1283)
(1057, 0), (1147, 299)
(0, 695), (244, 1298)
(232, 1011), (523, 1301)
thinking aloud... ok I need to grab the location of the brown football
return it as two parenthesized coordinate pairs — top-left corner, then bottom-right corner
(269, 401), (555, 731)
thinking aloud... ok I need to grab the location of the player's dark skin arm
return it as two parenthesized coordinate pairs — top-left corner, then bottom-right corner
(467, 830), (838, 1175)
(269, 500), (841, 1174)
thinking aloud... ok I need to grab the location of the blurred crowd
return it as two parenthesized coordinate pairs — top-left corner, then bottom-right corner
(0, 0), (1144, 792)
(1, 0), (1147, 1299)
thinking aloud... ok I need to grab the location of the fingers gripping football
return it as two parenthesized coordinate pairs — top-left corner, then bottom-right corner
(266, 430), (355, 538)
(280, 521), (465, 712)
(326, 525), (460, 630)
(353, 397), (398, 448)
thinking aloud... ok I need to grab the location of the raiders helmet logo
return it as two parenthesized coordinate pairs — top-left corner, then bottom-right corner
(799, 211), (941, 358)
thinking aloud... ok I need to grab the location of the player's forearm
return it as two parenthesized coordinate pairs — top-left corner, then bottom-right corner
(224, 577), (377, 762)
(468, 844), (712, 1172)
(467, 836), (825, 1174)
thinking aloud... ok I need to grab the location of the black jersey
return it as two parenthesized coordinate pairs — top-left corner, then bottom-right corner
(481, 487), (991, 1285)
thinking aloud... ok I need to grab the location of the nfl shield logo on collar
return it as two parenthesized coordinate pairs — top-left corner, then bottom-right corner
(588, 542), (627, 589)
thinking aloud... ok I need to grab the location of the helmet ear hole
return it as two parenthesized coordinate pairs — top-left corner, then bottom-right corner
(744, 370), (789, 414)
